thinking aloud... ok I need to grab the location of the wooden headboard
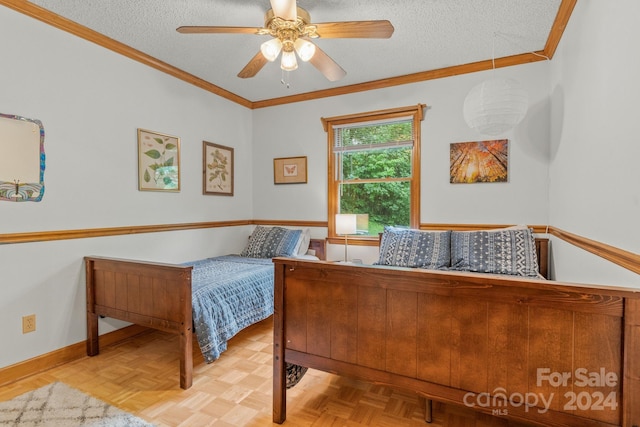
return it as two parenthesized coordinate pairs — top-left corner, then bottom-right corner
(535, 237), (549, 279)
(308, 238), (326, 261)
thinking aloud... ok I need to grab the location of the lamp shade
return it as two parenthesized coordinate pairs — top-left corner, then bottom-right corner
(280, 50), (298, 71)
(463, 78), (529, 136)
(294, 38), (316, 62)
(335, 214), (357, 235)
(260, 38), (282, 62)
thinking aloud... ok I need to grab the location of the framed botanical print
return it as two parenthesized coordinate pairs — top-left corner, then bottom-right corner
(203, 141), (233, 196)
(137, 128), (180, 191)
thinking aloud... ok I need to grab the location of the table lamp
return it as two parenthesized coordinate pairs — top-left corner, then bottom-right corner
(335, 213), (357, 262)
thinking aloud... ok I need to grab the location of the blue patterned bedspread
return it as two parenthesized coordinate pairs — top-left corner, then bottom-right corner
(183, 255), (274, 363)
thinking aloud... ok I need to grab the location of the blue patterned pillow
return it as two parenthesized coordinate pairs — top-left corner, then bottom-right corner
(376, 227), (451, 269)
(450, 228), (539, 277)
(241, 226), (302, 258)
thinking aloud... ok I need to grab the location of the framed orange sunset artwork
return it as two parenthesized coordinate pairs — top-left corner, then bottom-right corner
(450, 140), (508, 184)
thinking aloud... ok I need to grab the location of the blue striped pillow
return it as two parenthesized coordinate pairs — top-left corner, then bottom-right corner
(241, 226), (302, 258)
(376, 227), (451, 269)
(450, 228), (539, 277)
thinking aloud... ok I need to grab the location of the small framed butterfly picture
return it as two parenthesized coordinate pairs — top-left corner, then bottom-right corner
(273, 156), (307, 185)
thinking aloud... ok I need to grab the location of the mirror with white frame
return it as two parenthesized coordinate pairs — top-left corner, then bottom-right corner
(0, 113), (45, 202)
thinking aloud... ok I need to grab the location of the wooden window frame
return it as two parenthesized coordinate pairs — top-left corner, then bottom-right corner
(321, 104), (425, 245)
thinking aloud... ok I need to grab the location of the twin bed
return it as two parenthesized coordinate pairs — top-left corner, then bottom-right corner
(273, 227), (640, 427)
(85, 226), (325, 390)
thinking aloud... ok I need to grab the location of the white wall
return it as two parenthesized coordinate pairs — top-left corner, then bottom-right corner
(0, 7), (254, 368)
(2, 0), (638, 371)
(548, 0), (640, 288)
(0, 10), (254, 232)
(252, 61), (552, 262)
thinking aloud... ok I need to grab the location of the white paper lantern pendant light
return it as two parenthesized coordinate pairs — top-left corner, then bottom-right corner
(463, 19), (530, 137)
(463, 77), (529, 136)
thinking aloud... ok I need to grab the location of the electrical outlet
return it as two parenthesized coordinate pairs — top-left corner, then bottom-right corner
(22, 314), (36, 333)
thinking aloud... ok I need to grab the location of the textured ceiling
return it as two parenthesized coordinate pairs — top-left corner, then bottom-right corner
(27, 0), (563, 104)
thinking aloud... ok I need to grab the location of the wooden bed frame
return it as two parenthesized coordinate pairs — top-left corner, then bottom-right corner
(273, 238), (640, 426)
(85, 239), (326, 390)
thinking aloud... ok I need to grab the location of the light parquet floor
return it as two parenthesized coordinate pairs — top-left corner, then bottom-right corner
(0, 318), (534, 427)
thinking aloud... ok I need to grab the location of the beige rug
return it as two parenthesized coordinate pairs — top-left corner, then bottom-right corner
(0, 382), (154, 426)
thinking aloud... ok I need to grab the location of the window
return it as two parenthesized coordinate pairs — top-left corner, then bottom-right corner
(322, 104), (424, 243)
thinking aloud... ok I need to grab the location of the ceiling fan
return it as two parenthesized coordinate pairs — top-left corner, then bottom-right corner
(176, 0), (394, 82)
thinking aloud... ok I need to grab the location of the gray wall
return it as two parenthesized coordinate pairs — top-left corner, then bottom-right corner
(252, 62), (551, 262)
(548, 0), (639, 287)
(0, 6), (254, 368)
(1, 0), (637, 371)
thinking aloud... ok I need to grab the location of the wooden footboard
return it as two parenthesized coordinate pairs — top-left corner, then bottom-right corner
(85, 256), (194, 389)
(273, 259), (640, 426)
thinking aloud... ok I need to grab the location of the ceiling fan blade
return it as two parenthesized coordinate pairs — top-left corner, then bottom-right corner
(176, 26), (262, 34)
(314, 20), (394, 38)
(237, 51), (269, 78)
(270, 0), (297, 21)
(309, 45), (346, 82)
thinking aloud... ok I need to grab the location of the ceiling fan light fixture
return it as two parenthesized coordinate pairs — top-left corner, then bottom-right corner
(281, 49), (298, 71)
(260, 38), (283, 62)
(178, 2), (393, 82)
(294, 38), (316, 61)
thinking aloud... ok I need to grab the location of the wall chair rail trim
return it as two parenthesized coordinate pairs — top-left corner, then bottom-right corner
(548, 226), (640, 275)
(0, 220), (252, 244)
(1, 220), (636, 275)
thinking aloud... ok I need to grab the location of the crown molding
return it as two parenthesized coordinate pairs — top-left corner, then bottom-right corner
(0, 0), (252, 108)
(0, 0), (577, 109)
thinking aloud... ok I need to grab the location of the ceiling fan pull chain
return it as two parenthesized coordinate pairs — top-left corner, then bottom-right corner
(281, 70), (291, 89)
